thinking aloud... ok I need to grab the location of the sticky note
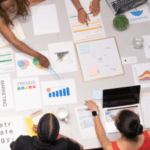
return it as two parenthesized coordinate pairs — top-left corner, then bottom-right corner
(93, 91), (102, 100)
(88, 67), (98, 76)
(80, 45), (90, 54)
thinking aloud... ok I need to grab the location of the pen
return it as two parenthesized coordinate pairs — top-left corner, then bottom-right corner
(48, 65), (60, 79)
(90, 1), (96, 16)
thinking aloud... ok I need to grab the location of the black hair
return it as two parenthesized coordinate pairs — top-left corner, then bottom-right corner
(37, 113), (60, 143)
(116, 110), (143, 139)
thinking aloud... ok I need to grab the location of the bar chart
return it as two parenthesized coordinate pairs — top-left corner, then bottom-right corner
(48, 87), (70, 98)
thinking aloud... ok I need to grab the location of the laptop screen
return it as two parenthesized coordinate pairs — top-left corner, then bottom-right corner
(103, 85), (141, 108)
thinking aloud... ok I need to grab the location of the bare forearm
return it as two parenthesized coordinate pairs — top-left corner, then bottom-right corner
(71, 0), (83, 10)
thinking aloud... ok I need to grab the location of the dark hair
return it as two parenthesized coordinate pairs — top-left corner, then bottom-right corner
(116, 110), (143, 139)
(37, 113), (60, 143)
(0, 0), (30, 26)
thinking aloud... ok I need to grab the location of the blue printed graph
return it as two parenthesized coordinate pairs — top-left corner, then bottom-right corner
(131, 8), (143, 16)
(48, 87), (70, 98)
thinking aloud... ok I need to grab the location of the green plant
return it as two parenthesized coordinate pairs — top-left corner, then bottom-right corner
(113, 15), (129, 31)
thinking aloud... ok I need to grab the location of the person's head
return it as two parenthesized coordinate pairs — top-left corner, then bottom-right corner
(0, 0), (29, 26)
(115, 110), (143, 139)
(37, 113), (60, 143)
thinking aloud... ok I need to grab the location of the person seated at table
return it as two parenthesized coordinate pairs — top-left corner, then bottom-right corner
(0, 0), (49, 68)
(10, 113), (83, 150)
(85, 100), (150, 150)
(71, 0), (101, 26)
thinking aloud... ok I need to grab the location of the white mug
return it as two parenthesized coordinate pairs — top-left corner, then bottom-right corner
(56, 107), (68, 123)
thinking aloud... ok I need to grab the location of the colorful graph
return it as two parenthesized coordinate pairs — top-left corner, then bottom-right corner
(138, 70), (150, 80)
(33, 58), (44, 70)
(17, 85), (36, 90)
(17, 60), (29, 70)
(55, 51), (69, 62)
(47, 87), (70, 98)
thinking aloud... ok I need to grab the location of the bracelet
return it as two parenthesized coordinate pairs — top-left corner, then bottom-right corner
(78, 8), (83, 12)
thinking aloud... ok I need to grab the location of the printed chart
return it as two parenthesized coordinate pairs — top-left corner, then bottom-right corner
(15, 51), (50, 77)
(41, 79), (77, 106)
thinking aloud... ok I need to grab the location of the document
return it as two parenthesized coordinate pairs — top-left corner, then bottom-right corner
(142, 35), (150, 58)
(0, 74), (14, 110)
(65, 0), (106, 43)
(41, 79), (77, 106)
(31, 4), (60, 35)
(13, 77), (42, 111)
(0, 48), (14, 73)
(48, 41), (78, 74)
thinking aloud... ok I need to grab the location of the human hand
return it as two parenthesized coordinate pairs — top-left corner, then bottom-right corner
(85, 100), (99, 112)
(37, 54), (50, 68)
(89, 0), (100, 16)
(78, 9), (90, 26)
(32, 124), (38, 133)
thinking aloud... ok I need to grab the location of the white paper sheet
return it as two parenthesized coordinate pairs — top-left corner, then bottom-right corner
(141, 95), (150, 128)
(65, 0), (106, 43)
(132, 63), (150, 88)
(41, 79), (77, 106)
(0, 48), (14, 73)
(13, 77), (42, 111)
(15, 51), (50, 77)
(0, 116), (25, 150)
(31, 4), (59, 35)
(76, 37), (124, 81)
(48, 41), (78, 74)
(0, 74), (14, 110)
(142, 35), (150, 58)
(0, 19), (26, 48)
(125, 4), (150, 24)
(121, 56), (137, 65)
(75, 103), (102, 140)
(32, 114), (43, 125)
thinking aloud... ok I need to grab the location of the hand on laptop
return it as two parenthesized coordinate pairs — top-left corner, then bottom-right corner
(89, 0), (100, 16)
(85, 100), (99, 112)
(78, 9), (90, 26)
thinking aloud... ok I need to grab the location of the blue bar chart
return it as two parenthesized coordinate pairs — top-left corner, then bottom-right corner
(48, 87), (70, 98)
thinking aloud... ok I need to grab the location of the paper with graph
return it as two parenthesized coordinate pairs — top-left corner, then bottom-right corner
(48, 41), (78, 73)
(13, 77), (42, 111)
(132, 63), (150, 88)
(15, 51), (50, 77)
(76, 37), (124, 82)
(41, 79), (77, 106)
(0, 19), (26, 48)
(65, 0), (106, 43)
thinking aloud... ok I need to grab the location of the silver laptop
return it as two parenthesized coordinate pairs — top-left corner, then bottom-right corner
(106, 0), (148, 15)
(102, 85), (144, 134)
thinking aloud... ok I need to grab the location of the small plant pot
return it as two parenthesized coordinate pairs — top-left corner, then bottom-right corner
(113, 15), (129, 31)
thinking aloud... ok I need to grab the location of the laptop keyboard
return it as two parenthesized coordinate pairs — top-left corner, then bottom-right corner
(105, 106), (140, 122)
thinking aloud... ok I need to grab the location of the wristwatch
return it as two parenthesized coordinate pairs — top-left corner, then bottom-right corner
(92, 111), (98, 116)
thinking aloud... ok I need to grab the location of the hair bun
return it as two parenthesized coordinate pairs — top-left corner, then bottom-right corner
(136, 124), (143, 135)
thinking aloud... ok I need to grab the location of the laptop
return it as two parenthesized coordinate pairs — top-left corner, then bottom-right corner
(106, 0), (148, 15)
(102, 85), (144, 134)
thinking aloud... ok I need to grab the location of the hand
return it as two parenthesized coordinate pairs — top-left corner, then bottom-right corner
(89, 0), (100, 16)
(37, 54), (50, 68)
(32, 124), (38, 133)
(78, 9), (90, 26)
(85, 100), (99, 112)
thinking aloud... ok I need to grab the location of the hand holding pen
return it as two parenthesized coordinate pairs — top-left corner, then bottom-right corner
(89, 0), (100, 16)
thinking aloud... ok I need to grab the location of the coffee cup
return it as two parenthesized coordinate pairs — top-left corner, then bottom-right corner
(56, 107), (68, 123)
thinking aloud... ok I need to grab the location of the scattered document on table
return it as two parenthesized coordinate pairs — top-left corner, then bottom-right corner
(141, 95), (150, 128)
(0, 74), (14, 110)
(41, 79), (77, 106)
(0, 19), (26, 48)
(0, 116), (25, 150)
(15, 51), (50, 77)
(65, 0), (106, 43)
(48, 41), (78, 74)
(31, 4), (60, 35)
(93, 91), (102, 100)
(121, 56), (137, 65)
(76, 37), (124, 82)
(0, 48), (14, 73)
(13, 77), (42, 111)
(132, 63), (150, 88)
(75, 103), (102, 140)
(125, 4), (150, 24)
(142, 35), (150, 58)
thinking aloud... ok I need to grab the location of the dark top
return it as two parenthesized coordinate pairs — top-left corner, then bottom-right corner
(10, 135), (80, 150)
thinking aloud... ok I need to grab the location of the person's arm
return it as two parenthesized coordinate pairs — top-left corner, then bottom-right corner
(90, 0), (101, 16)
(0, 18), (50, 68)
(71, 0), (90, 25)
(85, 100), (113, 150)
